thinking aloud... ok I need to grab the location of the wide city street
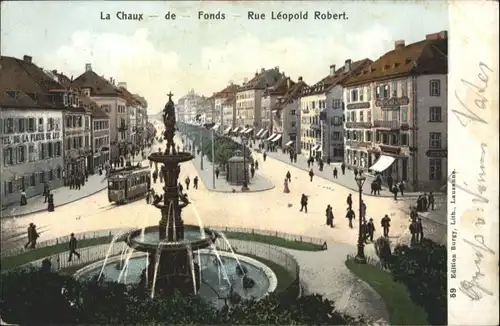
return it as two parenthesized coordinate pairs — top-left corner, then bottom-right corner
(2, 125), (417, 252)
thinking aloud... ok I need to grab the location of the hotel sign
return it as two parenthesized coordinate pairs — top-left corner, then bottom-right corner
(376, 96), (410, 108)
(346, 102), (371, 110)
(2, 132), (61, 145)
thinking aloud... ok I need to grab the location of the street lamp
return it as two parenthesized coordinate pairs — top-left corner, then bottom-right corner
(241, 136), (249, 191)
(354, 173), (367, 264)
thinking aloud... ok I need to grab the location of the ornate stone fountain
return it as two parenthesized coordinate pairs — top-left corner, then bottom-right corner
(126, 92), (217, 296)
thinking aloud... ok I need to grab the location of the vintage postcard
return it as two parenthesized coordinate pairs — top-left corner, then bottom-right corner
(0, 1), (498, 325)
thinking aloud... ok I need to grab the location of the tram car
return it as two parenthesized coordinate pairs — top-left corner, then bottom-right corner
(108, 166), (151, 204)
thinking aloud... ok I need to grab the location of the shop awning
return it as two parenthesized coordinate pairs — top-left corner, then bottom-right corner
(272, 134), (282, 142)
(311, 145), (320, 151)
(369, 155), (395, 172)
(211, 123), (220, 130)
(233, 127), (240, 133)
(266, 133), (277, 141)
(256, 128), (265, 137)
(223, 126), (231, 134)
(260, 130), (269, 138)
(242, 128), (249, 133)
(285, 141), (294, 147)
(244, 128), (253, 134)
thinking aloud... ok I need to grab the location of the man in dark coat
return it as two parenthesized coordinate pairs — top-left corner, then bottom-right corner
(193, 176), (199, 189)
(308, 169), (314, 182)
(215, 167), (220, 179)
(43, 182), (50, 202)
(333, 167), (338, 179)
(392, 185), (398, 201)
(387, 175), (393, 193)
(68, 233), (81, 262)
(25, 223), (35, 249)
(250, 166), (255, 178)
(263, 152), (267, 161)
(409, 219), (418, 245)
(398, 181), (405, 196)
(416, 218), (424, 243)
(428, 192), (435, 210)
(422, 193), (428, 212)
(346, 194), (353, 210)
(341, 162), (346, 175)
(367, 218), (376, 242)
(381, 214), (391, 238)
(299, 194), (308, 213)
(286, 171), (291, 183)
(346, 208), (355, 228)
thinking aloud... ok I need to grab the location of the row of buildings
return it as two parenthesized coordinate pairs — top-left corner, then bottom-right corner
(0, 55), (149, 206)
(176, 30), (448, 191)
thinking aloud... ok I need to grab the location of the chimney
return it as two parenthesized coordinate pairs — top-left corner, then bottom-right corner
(85, 63), (92, 72)
(298, 76), (303, 81)
(23, 55), (32, 63)
(118, 82), (127, 89)
(255, 72), (258, 77)
(344, 59), (352, 72)
(329, 64), (336, 76)
(426, 30), (448, 40)
(287, 77), (291, 89)
(394, 40), (405, 50)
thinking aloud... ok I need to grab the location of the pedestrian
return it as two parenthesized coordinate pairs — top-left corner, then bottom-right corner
(416, 218), (424, 243)
(341, 162), (346, 175)
(328, 206), (334, 227)
(193, 176), (199, 189)
(392, 185), (398, 201)
(24, 223), (35, 249)
(286, 171), (291, 183)
(307, 158), (311, 168)
(428, 192), (435, 210)
(327, 157), (331, 165)
(346, 193), (353, 210)
(149, 160), (153, 168)
(410, 206), (418, 221)
(381, 214), (391, 238)
(283, 178), (290, 193)
(68, 233), (81, 262)
(367, 218), (375, 241)
(333, 167), (338, 179)
(399, 181), (405, 196)
(146, 189), (151, 204)
(362, 220), (369, 243)
(370, 181), (378, 195)
(20, 188), (27, 206)
(185, 176), (191, 190)
(255, 161), (259, 170)
(354, 169), (358, 177)
(422, 193), (428, 212)
(409, 219), (417, 244)
(293, 153), (297, 163)
(308, 169), (314, 182)
(48, 194), (55, 212)
(43, 182), (49, 202)
(319, 160), (324, 172)
(153, 169), (158, 184)
(346, 208), (355, 228)
(159, 169), (164, 183)
(325, 205), (333, 227)
(299, 194), (308, 213)
(215, 167), (220, 179)
(263, 152), (267, 162)
(387, 175), (393, 193)
(361, 200), (367, 221)
(85, 169), (89, 182)
(250, 166), (255, 178)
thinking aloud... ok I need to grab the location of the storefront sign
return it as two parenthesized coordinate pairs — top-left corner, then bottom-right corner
(346, 102), (371, 110)
(426, 149), (447, 157)
(2, 132), (60, 145)
(375, 96), (409, 108)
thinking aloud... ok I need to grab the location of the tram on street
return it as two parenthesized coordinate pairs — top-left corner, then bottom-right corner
(108, 166), (151, 204)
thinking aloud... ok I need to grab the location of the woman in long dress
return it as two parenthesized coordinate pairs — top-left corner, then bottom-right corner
(283, 178), (290, 193)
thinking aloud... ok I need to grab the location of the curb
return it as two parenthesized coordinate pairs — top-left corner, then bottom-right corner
(1, 184), (108, 219)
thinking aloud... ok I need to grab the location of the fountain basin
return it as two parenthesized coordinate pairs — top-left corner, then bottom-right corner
(74, 250), (277, 309)
(127, 225), (218, 253)
(148, 152), (193, 164)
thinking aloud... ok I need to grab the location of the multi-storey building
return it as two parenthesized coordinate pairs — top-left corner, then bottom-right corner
(213, 83), (239, 133)
(342, 31), (448, 191)
(236, 67), (284, 130)
(222, 94), (236, 133)
(270, 77), (308, 153)
(0, 55), (65, 206)
(177, 89), (203, 123)
(117, 82), (142, 151)
(260, 76), (294, 139)
(132, 94), (148, 146)
(62, 105), (92, 176)
(80, 95), (110, 171)
(72, 64), (127, 161)
(299, 59), (371, 161)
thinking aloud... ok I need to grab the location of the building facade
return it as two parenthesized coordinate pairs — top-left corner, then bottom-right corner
(261, 76), (294, 138)
(0, 54), (69, 206)
(299, 59), (371, 161)
(343, 31), (448, 191)
(213, 83), (239, 133)
(63, 105), (92, 177)
(176, 89), (203, 123)
(222, 95), (236, 131)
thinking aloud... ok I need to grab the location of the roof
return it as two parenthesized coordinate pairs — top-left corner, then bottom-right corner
(118, 86), (141, 106)
(343, 32), (448, 86)
(239, 68), (284, 91)
(80, 94), (109, 119)
(301, 59), (372, 96)
(72, 70), (124, 97)
(132, 93), (147, 107)
(264, 77), (295, 96)
(276, 80), (309, 109)
(213, 83), (240, 99)
(223, 94), (236, 105)
(0, 55), (66, 109)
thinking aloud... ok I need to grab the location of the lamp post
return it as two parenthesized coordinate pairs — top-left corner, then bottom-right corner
(211, 128), (216, 189)
(354, 173), (367, 264)
(241, 136), (249, 191)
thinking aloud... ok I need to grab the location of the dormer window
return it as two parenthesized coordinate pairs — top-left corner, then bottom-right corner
(83, 88), (90, 96)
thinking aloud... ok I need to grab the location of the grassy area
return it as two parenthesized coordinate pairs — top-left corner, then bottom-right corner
(1, 237), (112, 271)
(224, 231), (323, 251)
(345, 260), (428, 325)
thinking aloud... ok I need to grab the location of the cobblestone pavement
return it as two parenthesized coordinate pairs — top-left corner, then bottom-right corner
(179, 134), (274, 193)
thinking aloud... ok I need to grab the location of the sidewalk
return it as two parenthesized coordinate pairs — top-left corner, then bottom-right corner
(232, 137), (436, 198)
(184, 137), (275, 193)
(0, 174), (108, 218)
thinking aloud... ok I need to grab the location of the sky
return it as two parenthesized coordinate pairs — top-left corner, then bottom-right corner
(1, 1), (449, 114)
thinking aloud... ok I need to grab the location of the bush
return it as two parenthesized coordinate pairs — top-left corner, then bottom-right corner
(374, 237), (392, 269)
(1, 267), (366, 325)
(389, 239), (447, 325)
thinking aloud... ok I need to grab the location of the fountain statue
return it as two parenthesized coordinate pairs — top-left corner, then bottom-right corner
(127, 93), (217, 296)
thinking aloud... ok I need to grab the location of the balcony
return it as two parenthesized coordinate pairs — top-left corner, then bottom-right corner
(118, 124), (128, 132)
(379, 144), (402, 155)
(345, 122), (373, 129)
(373, 120), (400, 130)
(345, 140), (372, 148)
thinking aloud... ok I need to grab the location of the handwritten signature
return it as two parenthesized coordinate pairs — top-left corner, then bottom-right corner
(453, 62), (492, 127)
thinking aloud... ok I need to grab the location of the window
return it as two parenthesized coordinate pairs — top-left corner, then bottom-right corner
(360, 111), (364, 122)
(429, 159), (442, 180)
(374, 111), (379, 120)
(48, 142), (54, 157)
(382, 111), (388, 121)
(366, 131), (372, 142)
(392, 81), (398, 97)
(39, 172), (45, 184)
(401, 134), (409, 146)
(85, 136), (89, 147)
(375, 86), (381, 99)
(4, 181), (13, 194)
(383, 85), (390, 98)
(4, 118), (14, 133)
(333, 99), (342, 109)
(346, 91), (351, 103)
(28, 144), (35, 161)
(73, 137), (77, 149)
(49, 170), (53, 181)
(391, 110), (398, 121)
(367, 87), (372, 101)
(38, 118), (44, 132)
(4, 147), (13, 166)
(17, 146), (25, 163)
(429, 106), (442, 122)
(430, 80), (441, 96)
(30, 174), (36, 187)
(351, 89), (358, 102)
(401, 107), (408, 122)
(401, 80), (408, 97)
(28, 118), (35, 132)
(360, 88), (364, 101)
(39, 143), (46, 160)
(367, 111), (372, 122)
(350, 111), (355, 122)
(56, 142), (62, 156)
(429, 132), (442, 149)
(333, 132), (341, 140)
(18, 119), (25, 133)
